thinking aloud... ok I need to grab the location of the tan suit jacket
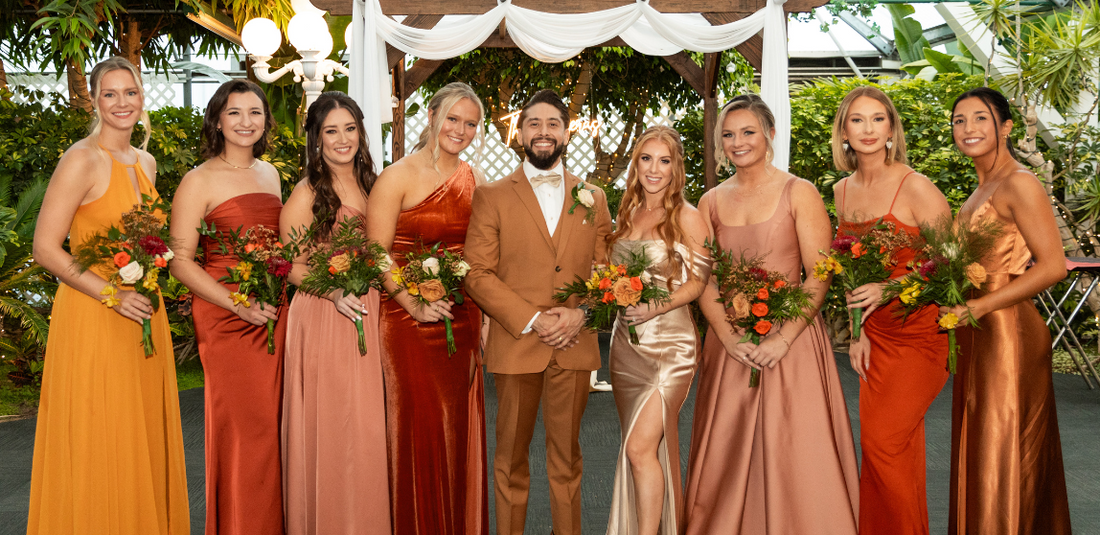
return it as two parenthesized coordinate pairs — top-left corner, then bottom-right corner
(465, 167), (613, 374)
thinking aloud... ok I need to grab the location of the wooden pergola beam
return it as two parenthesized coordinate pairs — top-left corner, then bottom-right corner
(316, 0), (825, 16)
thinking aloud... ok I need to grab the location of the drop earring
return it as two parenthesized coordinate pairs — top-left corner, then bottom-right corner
(886, 138), (893, 150)
(842, 140), (850, 151)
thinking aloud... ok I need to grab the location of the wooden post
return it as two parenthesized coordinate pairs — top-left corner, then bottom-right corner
(703, 52), (720, 191)
(392, 59), (406, 162)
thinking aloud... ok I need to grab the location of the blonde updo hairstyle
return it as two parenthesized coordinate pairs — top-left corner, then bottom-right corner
(412, 81), (486, 182)
(607, 125), (695, 287)
(714, 94), (776, 173)
(830, 86), (907, 172)
(88, 56), (151, 151)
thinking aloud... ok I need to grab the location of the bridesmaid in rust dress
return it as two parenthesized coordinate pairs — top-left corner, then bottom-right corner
(169, 80), (284, 535)
(684, 95), (859, 535)
(279, 92), (390, 534)
(830, 86), (949, 535)
(941, 87), (1071, 534)
(365, 82), (488, 535)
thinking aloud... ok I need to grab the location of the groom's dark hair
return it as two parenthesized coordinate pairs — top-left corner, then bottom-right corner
(519, 89), (571, 130)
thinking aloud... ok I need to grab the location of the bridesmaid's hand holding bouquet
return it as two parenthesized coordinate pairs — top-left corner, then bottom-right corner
(298, 217), (392, 355)
(390, 242), (471, 356)
(707, 240), (813, 387)
(73, 195), (175, 357)
(882, 215), (1001, 373)
(553, 246), (670, 345)
(198, 222), (295, 354)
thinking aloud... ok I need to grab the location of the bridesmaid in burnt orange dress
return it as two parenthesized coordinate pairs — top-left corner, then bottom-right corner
(941, 87), (1071, 534)
(829, 87), (949, 535)
(169, 80), (284, 535)
(280, 92), (391, 534)
(366, 82), (488, 535)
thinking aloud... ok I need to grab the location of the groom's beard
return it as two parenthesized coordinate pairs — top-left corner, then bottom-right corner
(524, 136), (566, 170)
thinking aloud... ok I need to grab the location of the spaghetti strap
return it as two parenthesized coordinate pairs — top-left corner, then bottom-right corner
(839, 178), (849, 216)
(887, 171), (917, 215)
(707, 189), (721, 228)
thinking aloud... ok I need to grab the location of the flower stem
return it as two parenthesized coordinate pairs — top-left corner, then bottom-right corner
(947, 328), (957, 374)
(445, 317), (456, 356)
(628, 324), (639, 345)
(356, 316), (367, 356)
(142, 318), (154, 357)
(266, 318), (276, 354)
(851, 307), (862, 341)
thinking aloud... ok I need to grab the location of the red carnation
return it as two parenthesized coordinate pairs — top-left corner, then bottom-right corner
(749, 267), (768, 281)
(266, 257), (292, 277)
(831, 235), (856, 253)
(138, 235), (168, 256)
(918, 260), (938, 279)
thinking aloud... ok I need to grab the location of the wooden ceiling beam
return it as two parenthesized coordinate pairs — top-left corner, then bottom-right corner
(316, 0), (826, 17)
(702, 12), (763, 71)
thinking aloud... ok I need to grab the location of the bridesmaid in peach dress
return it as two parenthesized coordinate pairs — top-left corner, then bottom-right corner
(941, 87), (1071, 534)
(279, 92), (390, 535)
(169, 80), (285, 535)
(684, 95), (859, 535)
(603, 126), (711, 535)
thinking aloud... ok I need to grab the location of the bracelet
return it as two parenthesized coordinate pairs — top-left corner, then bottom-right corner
(777, 330), (792, 349)
(99, 284), (121, 308)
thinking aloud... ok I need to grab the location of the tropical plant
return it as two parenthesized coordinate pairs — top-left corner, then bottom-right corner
(0, 176), (52, 349)
(889, 4), (983, 79)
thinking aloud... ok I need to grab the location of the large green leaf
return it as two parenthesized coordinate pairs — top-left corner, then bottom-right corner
(887, 4), (932, 65)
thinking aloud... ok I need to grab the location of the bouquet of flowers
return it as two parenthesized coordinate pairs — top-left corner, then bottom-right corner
(553, 246), (670, 345)
(882, 215), (1001, 373)
(707, 240), (814, 387)
(73, 195), (175, 357)
(298, 218), (391, 355)
(813, 220), (911, 340)
(198, 222), (295, 354)
(390, 242), (471, 356)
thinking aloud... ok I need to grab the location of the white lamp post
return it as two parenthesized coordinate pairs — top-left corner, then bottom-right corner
(241, 12), (350, 112)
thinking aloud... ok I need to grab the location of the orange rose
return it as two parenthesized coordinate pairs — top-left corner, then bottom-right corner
(756, 287), (769, 300)
(244, 243), (257, 254)
(630, 276), (643, 291)
(418, 279), (447, 302)
(879, 245), (887, 254)
(612, 277), (642, 307)
(599, 278), (612, 290)
(773, 279), (786, 289)
(602, 291), (616, 304)
(851, 242), (865, 258)
(616, 264), (627, 276)
(328, 266), (337, 274)
(754, 320), (772, 335)
(154, 256), (168, 268)
(751, 302), (769, 317)
(113, 251), (131, 268)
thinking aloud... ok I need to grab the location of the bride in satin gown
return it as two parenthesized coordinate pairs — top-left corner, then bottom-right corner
(605, 126), (711, 535)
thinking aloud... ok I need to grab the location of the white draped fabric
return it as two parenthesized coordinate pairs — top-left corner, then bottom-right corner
(348, 0), (790, 173)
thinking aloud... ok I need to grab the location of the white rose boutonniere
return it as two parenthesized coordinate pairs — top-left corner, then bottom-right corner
(569, 182), (597, 223)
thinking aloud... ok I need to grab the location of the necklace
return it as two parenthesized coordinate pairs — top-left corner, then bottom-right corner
(644, 204), (664, 212)
(220, 155), (258, 170)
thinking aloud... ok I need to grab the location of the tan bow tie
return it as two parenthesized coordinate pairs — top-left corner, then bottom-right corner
(530, 172), (562, 189)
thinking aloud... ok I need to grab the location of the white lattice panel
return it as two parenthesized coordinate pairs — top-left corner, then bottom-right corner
(8, 72), (179, 110)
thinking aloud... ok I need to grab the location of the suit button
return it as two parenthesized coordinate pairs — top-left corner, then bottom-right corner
(555, 266), (562, 272)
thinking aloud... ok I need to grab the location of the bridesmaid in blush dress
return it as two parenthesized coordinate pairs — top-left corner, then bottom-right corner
(684, 95), (859, 535)
(829, 86), (950, 535)
(279, 92), (390, 535)
(942, 87), (1071, 534)
(603, 126), (711, 535)
(169, 80), (284, 535)
(365, 81), (488, 535)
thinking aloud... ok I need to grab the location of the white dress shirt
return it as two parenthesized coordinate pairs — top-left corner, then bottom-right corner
(524, 160), (566, 237)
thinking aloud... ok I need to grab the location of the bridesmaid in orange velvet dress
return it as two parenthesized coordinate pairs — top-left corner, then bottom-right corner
(365, 82), (488, 534)
(684, 95), (859, 535)
(829, 87), (950, 535)
(941, 87), (1071, 534)
(169, 80), (284, 534)
(280, 92), (391, 535)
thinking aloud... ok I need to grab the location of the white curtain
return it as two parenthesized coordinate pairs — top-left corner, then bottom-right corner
(349, 0), (791, 172)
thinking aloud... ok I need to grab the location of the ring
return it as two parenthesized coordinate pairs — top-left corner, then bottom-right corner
(557, 336), (563, 342)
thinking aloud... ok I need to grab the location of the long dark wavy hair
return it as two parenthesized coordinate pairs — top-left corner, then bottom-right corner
(304, 91), (376, 238)
(951, 86), (1017, 159)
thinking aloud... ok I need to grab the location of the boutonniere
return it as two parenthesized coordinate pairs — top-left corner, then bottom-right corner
(568, 182), (597, 223)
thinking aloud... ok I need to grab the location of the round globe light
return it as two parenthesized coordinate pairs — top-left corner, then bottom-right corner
(241, 18), (282, 57)
(315, 27), (334, 59)
(287, 12), (331, 53)
(344, 22), (354, 51)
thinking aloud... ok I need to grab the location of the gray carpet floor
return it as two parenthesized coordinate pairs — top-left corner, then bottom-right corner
(1, 337), (1098, 534)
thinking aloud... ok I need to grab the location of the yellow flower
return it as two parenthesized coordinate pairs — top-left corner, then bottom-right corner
(812, 258), (831, 281)
(939, 312), (959, 330)
(830, 258), (844, 275)
(236, 261), (253, 282)
(99, 285), (120, 308)
(407, 282), (420, 296)
(391, 264), (405, 286)
(230, 292), (252, 308)
(899, 282), (922, 305)
(142, 268), (160, 291)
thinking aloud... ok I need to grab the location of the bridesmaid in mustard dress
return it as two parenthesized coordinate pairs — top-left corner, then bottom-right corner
(604, 126), (711, 535)
(684, 95), (859, 535)
(28, 56), (189, 534)
(169, 80), (285, 535)
(941, 87), (1071, 534)
(279, 92), (390, 534)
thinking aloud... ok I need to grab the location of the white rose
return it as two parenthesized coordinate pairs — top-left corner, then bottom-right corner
(119, 261), (144, 284)
(161, 249), (174, 261)
(577, 187), (595, 208)
(455, 260), (471, 278)
(941, 243), (960, 260)
(422, 257), (440, 276)
(379, 254), (394, 272)
(641, 271), (652, 284)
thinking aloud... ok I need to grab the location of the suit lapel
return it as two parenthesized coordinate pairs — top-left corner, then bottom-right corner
(509, 169), (556, 252)
(554, 172), (583, 264)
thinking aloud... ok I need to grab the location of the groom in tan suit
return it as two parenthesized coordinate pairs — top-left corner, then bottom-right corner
(465, 90), (612, 535)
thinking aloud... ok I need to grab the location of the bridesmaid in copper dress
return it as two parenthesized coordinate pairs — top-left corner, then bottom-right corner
(365, 81), (488, 535)
(940, 87), (1071, 534)
(684, 94), (859, 535)
(604, 126), (711, 535)
(279, 92), (390, 534)
(829, 86), (949, 535)
(169, 80), (284, 534)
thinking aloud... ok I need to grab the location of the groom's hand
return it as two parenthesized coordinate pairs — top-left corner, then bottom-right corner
(538, 307), (584, 350)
